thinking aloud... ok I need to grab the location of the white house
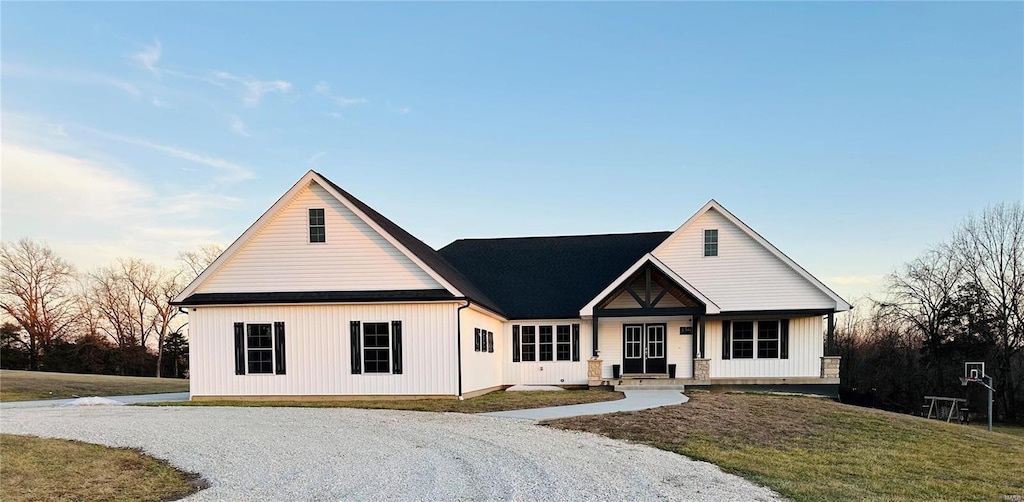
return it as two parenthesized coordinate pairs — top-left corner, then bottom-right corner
(173, 171), (850, 400)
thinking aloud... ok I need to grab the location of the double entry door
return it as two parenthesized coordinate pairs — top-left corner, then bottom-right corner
(622, 323), (667, 375)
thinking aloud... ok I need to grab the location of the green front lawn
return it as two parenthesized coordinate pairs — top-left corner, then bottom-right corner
(1, 434), (203, 502)
(0, 370), (189, 402)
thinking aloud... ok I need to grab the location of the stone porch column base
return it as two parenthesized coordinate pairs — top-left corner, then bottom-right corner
(587, 358), (603, 387)
(693, 358), (711, 381)
(821, 356), (841, 379)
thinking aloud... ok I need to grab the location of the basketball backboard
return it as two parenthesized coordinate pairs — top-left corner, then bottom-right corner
(965, 361), (985, 381)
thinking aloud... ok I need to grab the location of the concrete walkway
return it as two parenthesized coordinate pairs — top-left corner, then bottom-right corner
(0, 392), (190, 409)
(482, 390), (688, 420)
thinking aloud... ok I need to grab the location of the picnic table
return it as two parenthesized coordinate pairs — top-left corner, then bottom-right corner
(923, 396), (969, 423)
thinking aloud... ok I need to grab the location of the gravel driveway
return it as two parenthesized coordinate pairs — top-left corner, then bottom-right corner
(1, 406), (780, 501)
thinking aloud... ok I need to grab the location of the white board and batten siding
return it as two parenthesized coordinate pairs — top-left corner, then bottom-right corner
(653, 208), (835, 312)
(189, 303), (460, 397)
(596, 316), (693, 379)
(503, 320), (592, 386)
(196, 181), (441, 294)
(460, 308), (504, 394)
(704, 316), (825, 379)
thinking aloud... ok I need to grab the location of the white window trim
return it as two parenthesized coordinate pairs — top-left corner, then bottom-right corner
(729, 320), (780, 360)
(361, 320), (392, 375)
(307, 206), (327, 245)
(703, 228), (719, 258)
(245, 322), (275, 376)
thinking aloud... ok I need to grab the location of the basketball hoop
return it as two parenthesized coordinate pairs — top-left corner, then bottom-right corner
(963, 361), (995, 432)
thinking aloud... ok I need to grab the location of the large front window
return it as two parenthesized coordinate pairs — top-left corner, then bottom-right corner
(363, 322), (391, 373)
(515, 324), (578, 363)
(730, 320), (781, 359)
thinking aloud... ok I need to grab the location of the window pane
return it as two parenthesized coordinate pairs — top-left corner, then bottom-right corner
(248, 348), (273, 374)
(310, 227), (325, 243)
(364, 348), (390, 373)
(733, 321), (754, 340)
(309, 208), (325, 225)
(733, 340), (754, 359)
(758, 340), (779, 359)
(247, 324), (272, 348)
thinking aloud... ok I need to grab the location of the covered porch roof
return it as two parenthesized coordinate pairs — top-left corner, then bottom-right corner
(579, 254), (721, 317)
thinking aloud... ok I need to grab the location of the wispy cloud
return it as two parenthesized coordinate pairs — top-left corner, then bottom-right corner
(84, 127), (254, 182)
(307, 151), (326, 166)
(315, 81), (368, 108)
(2, 62), (142, 98)
(1, 142), (237, 268)
(213, 71), (291, 106)
(228, 115), (249, 137)
(132, 41), (162, 74)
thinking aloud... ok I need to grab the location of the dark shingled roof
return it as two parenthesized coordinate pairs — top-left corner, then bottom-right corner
(438, 232), (672, 319)
(314, 172), (505, 316)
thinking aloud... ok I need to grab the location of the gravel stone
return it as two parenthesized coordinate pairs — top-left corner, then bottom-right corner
(1, 406), (781, 501)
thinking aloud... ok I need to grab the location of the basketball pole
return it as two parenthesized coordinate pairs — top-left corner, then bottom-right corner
(986, 375), (993, 432)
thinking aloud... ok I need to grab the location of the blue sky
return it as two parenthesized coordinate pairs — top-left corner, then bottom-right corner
(2, 2), (1021, 300)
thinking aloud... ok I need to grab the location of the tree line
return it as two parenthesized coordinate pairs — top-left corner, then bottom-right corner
(0, 241), (222, 377)
(838, 202), (1024, 424)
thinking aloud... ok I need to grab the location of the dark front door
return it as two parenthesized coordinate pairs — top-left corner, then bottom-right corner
(623, 324), (644, 374)
(622, 323), (668, 374)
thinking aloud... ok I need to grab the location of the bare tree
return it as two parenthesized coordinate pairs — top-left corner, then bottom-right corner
(150, 269), (185, 377)
(178, 244), (224, 280)
(878, 246), (966, 346)
(952, 202), (1024, 421)
(0, 239), (78, 369)
(88, 265), (139, 350)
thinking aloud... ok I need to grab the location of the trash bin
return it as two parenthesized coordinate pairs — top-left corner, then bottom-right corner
(612, 364), (621, 379)
(668, 364), (677, 379)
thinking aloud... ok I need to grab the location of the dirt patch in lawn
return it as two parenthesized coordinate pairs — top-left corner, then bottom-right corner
(141, 389), (623, 413)
(0, 433), (205, 502)
(548, 392), (1024, 502)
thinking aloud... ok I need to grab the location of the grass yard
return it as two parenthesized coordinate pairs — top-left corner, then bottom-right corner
(142, 388), (623, 413)
(548, 392), (1024, 502)
(0, 370), (189, 402)
(0, 434), (203, 502)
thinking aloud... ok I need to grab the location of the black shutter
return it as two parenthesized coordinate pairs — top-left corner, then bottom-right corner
(722, 320), (731, 360)
(234, 322), (245, 375)
(391, 320), (403, 374)
(487, 331), (494, 353)
(474, 328), (481, 352)
(350, 321), (361, 374)
(571, 324), (580, 361)
(780, 319), (790, 359)
(512, 325), (520, 362)
(273, 321), (286, 375)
